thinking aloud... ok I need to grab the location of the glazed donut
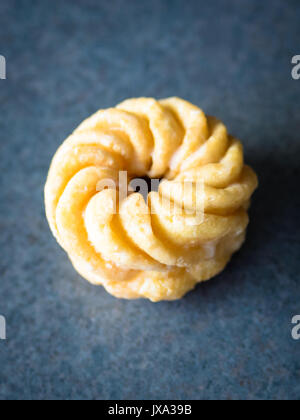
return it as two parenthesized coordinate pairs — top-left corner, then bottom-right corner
(45, 97), (258, 302)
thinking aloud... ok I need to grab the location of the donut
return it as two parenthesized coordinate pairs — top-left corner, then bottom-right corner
(45, 97), (258, 302)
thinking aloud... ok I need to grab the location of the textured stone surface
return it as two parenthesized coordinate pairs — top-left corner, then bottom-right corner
(0, 0), (299, 400)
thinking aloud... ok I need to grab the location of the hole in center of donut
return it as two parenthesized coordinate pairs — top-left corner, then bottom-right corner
(130, 176), (162, 201)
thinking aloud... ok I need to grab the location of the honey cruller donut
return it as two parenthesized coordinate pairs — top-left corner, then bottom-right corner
(45, 97), (258, 302)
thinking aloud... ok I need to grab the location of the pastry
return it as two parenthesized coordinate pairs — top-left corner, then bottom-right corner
(45, 97), (258, 301)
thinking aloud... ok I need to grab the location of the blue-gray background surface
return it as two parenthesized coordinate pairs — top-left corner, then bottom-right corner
(0, 0), (299, 400)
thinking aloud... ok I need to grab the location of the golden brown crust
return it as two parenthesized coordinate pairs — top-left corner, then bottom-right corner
(45, 97), (258, 301)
